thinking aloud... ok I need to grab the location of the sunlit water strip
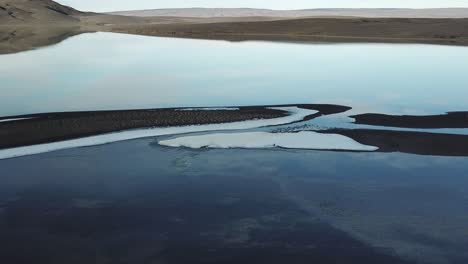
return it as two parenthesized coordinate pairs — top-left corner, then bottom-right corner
(159, 131), (378, 151)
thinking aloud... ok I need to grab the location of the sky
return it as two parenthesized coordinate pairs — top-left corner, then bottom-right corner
(58, 0), (468, 12)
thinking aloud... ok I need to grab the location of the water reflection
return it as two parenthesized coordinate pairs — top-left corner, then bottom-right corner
(0, 139), (467, 263)
(2, 30), (468, 264)
(1, 32), (468, 116)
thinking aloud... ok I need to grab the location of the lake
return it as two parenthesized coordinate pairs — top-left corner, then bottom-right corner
(1, 32), (468, 264)
(1, 32), (468, 116)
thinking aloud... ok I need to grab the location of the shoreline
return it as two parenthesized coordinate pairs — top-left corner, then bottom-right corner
(322, 128), (468, 157)
(106, 17), (468, 46)
(0, 106), (283, 149)
(351, 112), (468, 128)
(107, 30), (468, 47)
(0, 105), (323, 160)
(2, 103), (468, 158)
(0, 104), (346, 153)
(2, 15), (468, 55)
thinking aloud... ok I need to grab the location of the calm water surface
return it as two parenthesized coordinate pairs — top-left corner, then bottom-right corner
(1, 33), (468, 264)
(1, 140), (468, 263)
(1, 32), (468, 116)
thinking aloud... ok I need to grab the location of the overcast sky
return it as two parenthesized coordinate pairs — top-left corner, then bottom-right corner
(58, 0), (468, 12)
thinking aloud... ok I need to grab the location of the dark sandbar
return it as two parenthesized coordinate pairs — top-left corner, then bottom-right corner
(352, 112), (468, 129)
(322, 128), (468, 156)
(0, 104), (347, 149)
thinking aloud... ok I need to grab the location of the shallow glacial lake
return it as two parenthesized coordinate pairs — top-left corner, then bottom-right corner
(1, 33), (468, 264)
(1, 32), (468, 116)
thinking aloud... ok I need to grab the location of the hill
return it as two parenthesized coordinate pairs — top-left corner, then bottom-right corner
(1, 0), (468, 54)
(109, 8), (468, 19)
(109, 17), (468, 46)
(0, 0), (84, 25)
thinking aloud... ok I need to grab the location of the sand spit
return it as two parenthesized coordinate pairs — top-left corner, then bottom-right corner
(322, 129), (468, 157)
(351, 112), (468, 129)
(2, 103), (468, 157)
(0, 117), (35, 123)
(176, 107), (241, 111)
(0, 106), (320, 159)
(0, 104), (346, 150)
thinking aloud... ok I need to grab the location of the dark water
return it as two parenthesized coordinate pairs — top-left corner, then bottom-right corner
(2, 32), (468, 264)
(1, 138), (467, 264)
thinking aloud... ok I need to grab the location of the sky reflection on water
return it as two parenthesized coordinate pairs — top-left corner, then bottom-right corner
(1, 32), (468, 116)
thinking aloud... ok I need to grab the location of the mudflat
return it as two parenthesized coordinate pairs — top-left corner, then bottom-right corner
(3, 103), (468, 157)
(0, 104), (348, 149)
(322, 129), (468, 157)
(351, 112), (468, 128)
(0, 104), (349, 149)
(0, 107), (284, 149)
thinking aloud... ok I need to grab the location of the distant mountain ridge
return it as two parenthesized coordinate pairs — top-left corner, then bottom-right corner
(109, 7), (468, 18)
(0, 0), (84, 25)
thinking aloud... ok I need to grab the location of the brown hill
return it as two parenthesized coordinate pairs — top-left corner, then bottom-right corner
(0, 0), (84, 25)
(1, 0), (468, 54)
(109, 17), (468, 45)
(110, 7), (468, 19)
